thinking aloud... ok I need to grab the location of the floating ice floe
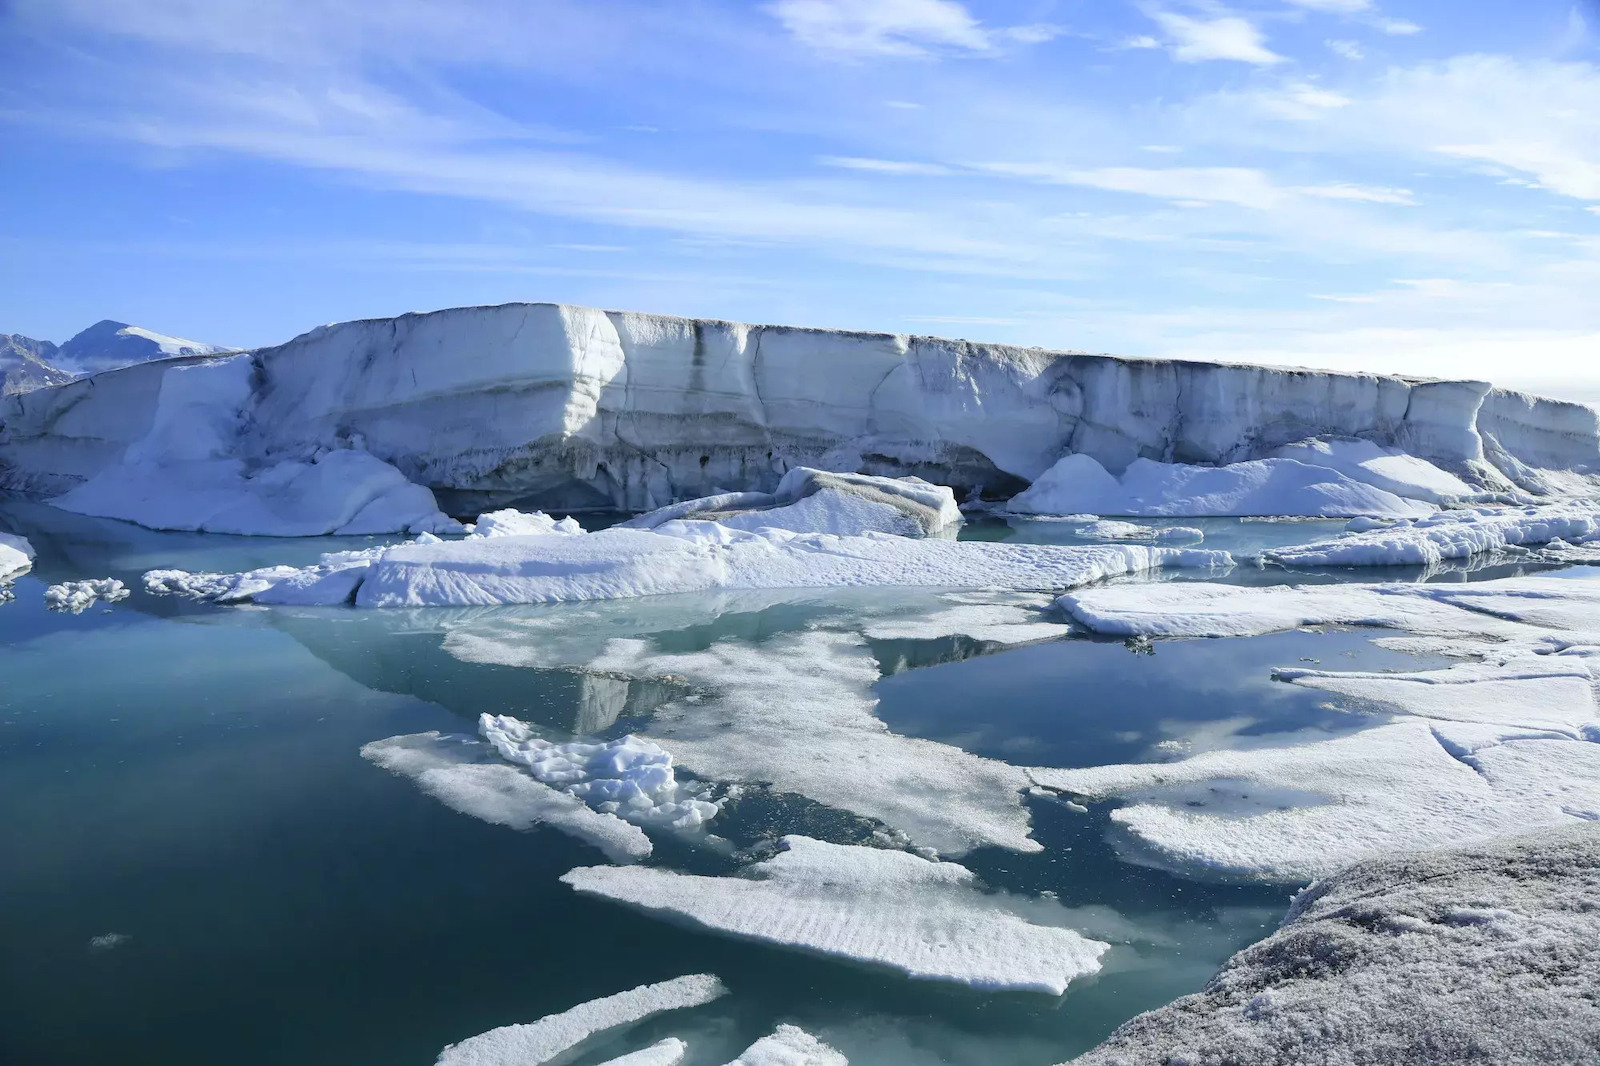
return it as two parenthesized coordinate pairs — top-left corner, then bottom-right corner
(44, 578), (130, 613)
(723, 1026), (848, 1065)
(465, 509), (584, 538)
(361, 733), (653, 862)
(562, 836), (1109, 994)
(623, 468), (962, 538)
(1071, 519), (1203, 543)
(143, 514), (1233, 609)
(1039, 572), (1600, 881)
(859, 592), (1072, 647)
(1056, 574), (1600, 643)
(434, 973), (726, 1066)
(1263, 501), (1600, 568)
(587, 629), (1040, 855)
(47, 357), (458, 536)
(0, 531), (33, 582)
(1005, 454), (1435, 519)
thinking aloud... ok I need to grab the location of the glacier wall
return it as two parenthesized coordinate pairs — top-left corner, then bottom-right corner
(2, 301), (1597, 511)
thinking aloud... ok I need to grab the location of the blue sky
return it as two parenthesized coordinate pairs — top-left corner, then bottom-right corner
(3, 0), (1599, 394)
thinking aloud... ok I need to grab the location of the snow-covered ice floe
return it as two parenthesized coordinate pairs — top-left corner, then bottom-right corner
(44, 578), (129, 613)
(1005, 453), (1437, 519)
(594, 1039), (688, 1066)
(142, 512), (1233, 608)
(622, 467), (961, 538)
(0, 531), (33, 582)
(362, 713), (721, 862)
(44, 357), (457, 536)
(1070, 519), (1203, 543)
(1038, 573), (1600, 881)
(1262, 501), (1600, 568)
(723, 1026), (848, 1066)
(434, 973), (726, 1066)
(562, 836), (1109, 994)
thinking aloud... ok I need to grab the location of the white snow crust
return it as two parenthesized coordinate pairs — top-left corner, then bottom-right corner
(0, 531), (33, 582)
(44, 578), (129, 613)
(1269, 437), (1482, 505)
(723, 1026), (848, 1066)
(1071, 519), (1204, 542)
(562, 836), (1109, 993)
(434, 973), (727, 1066)
(597, 1039), (689, 1066)
(1006, 454), (1435, 519)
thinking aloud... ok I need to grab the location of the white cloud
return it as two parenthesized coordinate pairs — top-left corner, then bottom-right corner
(819, 155), (953, 175)
(1123, 34), (1161, 49)
(1297, 183), (1416, 205)
(1325, 38), (1364, 59)
(980, 164), (1290, 209)
(1286, 0), (1372, 10)
(1147, 10), (1285, 65)
(1259, 82), (1354, 119)
(1376, 17), (1423, 34)
(765, 0), (1054, 57)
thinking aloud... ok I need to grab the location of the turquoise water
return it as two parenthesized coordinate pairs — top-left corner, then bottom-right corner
(0, 499), (1546, 1065)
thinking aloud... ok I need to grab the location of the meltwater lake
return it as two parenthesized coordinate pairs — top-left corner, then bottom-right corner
(0, 498), (1581, 1066)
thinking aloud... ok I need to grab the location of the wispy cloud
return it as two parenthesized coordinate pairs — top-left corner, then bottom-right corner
(1146, 9), (1284, 65)
(764, 0), (1056, 58)
(819, 155), (954, 175)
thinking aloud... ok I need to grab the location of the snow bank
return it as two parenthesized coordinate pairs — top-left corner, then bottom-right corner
(1265, 501), (1600, 568)
(361, 733), (653, 863)
(435, 974), (727, 1066)
(479, 713), (721, 832)
(466, 509), (583, 538)
(724, 1026), (847, 1066)
(1269, 436), (1482, 505)
(1063, 822), (1600, 1066)
(46, 357), (456, 536)
(562, 836), (1109, 993)
(624, 468), (962, 538)
(1005, 454), (1434, 519)
(44, 578), (129, 613)
(0, 531), (32, 581)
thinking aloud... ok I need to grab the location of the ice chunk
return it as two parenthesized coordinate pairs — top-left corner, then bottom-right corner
(1006, 454), (1434, 519)
(478, 714), (721, 832)
(1269, 437), (1482, 505)
(625, 468), (962, 538)
(360, 733), (652, 863)
(435, 974), (727, 1066)
(597, 1039), (688, 1066)
(1031, 720), (1600, 881)
(589, 629), (1039, 855)
(467, 509), (584, 538)
(723, 1026), (847, 1065)
(861, 593), (1072, 646)
(43, 578), (130, 613)
(1266, 501), (1600, 568)
(1073, 520), (1203, 542)
(562, 836), (1109, 993)
(0, 531), (33, 582)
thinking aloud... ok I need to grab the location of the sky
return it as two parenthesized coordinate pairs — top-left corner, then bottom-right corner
(2, 0), (1599, 398)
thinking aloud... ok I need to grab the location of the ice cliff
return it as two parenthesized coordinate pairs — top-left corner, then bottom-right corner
(2, 302), (1597, 525)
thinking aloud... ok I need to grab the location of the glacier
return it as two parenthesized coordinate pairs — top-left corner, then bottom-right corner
(3, 302), (1597, 534)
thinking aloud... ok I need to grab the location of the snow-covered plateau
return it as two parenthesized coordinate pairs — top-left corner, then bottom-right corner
(2, 302), (1597, 536)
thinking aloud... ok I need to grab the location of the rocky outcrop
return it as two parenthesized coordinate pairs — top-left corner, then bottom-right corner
(1064, 823), (1600, 1066)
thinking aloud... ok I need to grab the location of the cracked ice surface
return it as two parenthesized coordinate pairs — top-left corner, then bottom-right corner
(563, 836), (1109, 994)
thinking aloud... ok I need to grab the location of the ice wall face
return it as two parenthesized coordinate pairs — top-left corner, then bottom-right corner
(2, 301), (1597, 512)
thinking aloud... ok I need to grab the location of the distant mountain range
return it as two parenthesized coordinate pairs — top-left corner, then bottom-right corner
(0, 320), (229, 395)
